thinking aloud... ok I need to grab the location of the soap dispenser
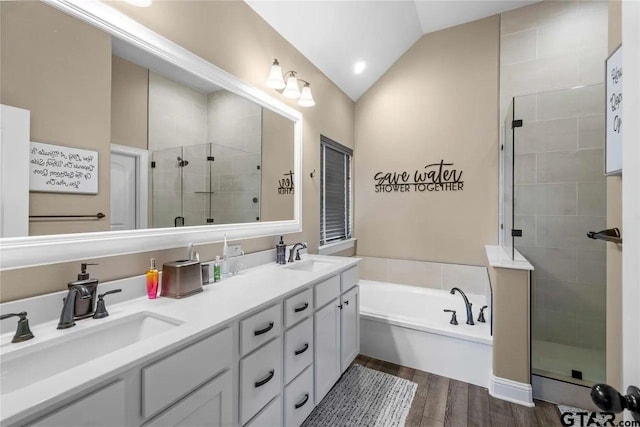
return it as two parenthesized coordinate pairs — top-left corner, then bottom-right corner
(68, 263), (99, 319)
(276, 236), (286, 265)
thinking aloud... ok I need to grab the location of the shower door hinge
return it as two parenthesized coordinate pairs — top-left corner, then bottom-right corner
(207, 156), (215, 162)
(151, 161), (156, 168)
(500, 223), (504, 230)
(512, 119), (523, 128)
(501, 144), (504, 151)
(512, 229), (523, 237)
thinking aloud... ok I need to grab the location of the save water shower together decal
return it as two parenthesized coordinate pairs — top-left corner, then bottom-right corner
(374, 160), (464, 193)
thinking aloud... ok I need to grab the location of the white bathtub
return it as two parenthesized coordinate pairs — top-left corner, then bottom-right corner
(359, 280), (493, 387)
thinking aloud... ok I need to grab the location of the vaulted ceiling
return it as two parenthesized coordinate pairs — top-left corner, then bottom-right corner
(246, 1), (538, 101)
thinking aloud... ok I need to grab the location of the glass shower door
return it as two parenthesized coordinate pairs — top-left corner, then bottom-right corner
(512, 84), (607, 385)
(502, 100), (515, 259)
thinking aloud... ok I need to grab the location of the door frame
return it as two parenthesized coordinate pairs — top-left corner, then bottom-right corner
(622, 0), (640, 420)
(110, 144), (149, 230)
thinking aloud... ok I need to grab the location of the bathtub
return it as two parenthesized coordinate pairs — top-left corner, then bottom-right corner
(359, 280), (493, 387)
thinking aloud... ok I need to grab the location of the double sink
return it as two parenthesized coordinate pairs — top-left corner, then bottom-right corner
(0, 255), (340, 398)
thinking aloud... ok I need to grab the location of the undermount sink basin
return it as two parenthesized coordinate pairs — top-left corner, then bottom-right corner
(285, 259), (336, 273)
(0, 312), (183, 395)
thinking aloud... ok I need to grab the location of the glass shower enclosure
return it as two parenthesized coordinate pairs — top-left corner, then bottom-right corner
(502, 84), (607, 385)
(151, 142), (261, 228)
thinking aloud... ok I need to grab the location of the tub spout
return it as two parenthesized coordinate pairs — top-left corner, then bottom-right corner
(450, 287), (474, 325)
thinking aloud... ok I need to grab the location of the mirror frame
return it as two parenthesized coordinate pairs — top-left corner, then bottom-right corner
(0, 0), (303, 270)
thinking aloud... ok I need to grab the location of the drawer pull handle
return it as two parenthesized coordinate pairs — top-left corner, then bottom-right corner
(294, 343), (309, 356)
(294, 302), (309, 313)
(344, 300), (349, 306)
(295, 393), (309, 409)
(254, 322), (274, 336)
(255, 370), (275, 388)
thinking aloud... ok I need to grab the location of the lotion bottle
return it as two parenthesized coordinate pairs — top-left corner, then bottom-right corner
(146, 258), (159, 299)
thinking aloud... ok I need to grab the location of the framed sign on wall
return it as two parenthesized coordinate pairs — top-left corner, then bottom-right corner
(605, 44), (622, 175)
(29, 141), (99, 194)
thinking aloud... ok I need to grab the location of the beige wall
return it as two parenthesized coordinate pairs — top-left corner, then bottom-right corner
(261, 109), (295, 222)
(488, 265), (531, 384)
(0, 0), (354, 302)
(111, 55), (148, 150)
(354, 16), (500, 266)
(0, 2), (112, 236)
(607, 0), (623, 391)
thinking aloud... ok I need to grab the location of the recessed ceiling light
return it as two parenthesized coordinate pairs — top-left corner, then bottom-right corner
(123, 0), (152, 7)
(354, 61), (366, 75)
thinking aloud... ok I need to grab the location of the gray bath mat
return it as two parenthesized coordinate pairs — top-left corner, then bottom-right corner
(558, 405), (609, 426)
(302, 364), (417, 427)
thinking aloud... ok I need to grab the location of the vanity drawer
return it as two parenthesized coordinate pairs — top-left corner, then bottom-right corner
(284, 366), (314, 427)
(141, 327), (232, 418)
(240, 336), (283, 425)
(284, 288), (313, 328)
(240, 303), (282, 356)
(341, 266), (359, 293)
(245, 395), (282, 427)
(284, 317), (313, 384)
(314, 275), (340, 309)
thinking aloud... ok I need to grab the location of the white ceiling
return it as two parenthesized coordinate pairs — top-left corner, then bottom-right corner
(246, 1), (538, 101)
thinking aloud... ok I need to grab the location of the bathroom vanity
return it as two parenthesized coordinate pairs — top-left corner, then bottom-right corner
(0, 255), (360, 427)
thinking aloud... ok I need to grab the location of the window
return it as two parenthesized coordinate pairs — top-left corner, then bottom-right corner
(320, 135), (353, 246)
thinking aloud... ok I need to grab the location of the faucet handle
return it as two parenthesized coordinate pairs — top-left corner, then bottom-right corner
(478, 305), (488, 323)
(93, 289), (122, 319)
(1, 312), (35, 343)
(444, 309), (458, 325)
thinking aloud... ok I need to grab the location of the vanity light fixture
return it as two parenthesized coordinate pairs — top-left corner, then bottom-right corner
(266, 59), (315, 107)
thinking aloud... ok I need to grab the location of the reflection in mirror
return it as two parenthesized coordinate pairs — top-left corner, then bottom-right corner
(0, 1), (295, 237)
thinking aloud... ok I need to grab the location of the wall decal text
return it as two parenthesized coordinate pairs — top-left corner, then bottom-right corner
(374, 160), (463, 193)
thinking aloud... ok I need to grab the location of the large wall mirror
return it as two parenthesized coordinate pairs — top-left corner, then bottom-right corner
(0, 0), (302, 269)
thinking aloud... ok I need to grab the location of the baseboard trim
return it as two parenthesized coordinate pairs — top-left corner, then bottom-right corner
(489, 373), (534, 407)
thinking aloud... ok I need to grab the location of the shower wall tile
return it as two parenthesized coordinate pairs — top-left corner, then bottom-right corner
(358, 257), (389, 283)
(578, 46), (607, 85)
(577, 249), (606, 285)
(578, 115), (605, 148)
(501, 4), (538, 35)
(514, 215), (536, 248)
(537, 18), (582, 58)
(575, 149), (605, 183)
(501, 53), (578, 96)
(514, 154), (536, 184)
(536, 84), (604, 121)
(578, 183), (607, 216)
(501, 28), (537, 65)
(537, 247), (578, 282)
(515, 118), (578, 154)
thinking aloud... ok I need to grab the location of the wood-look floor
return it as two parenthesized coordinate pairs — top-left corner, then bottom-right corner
(354, 355), (563, 427)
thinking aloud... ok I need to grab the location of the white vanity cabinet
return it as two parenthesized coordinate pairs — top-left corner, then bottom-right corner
(6, 258), (360, 427)
(28, 380), (127, 427)
(313, 266), (360, 403)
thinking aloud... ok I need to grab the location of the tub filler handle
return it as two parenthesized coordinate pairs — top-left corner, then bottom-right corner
(478, 305), (488, 323)
(444, 309), (458, 325)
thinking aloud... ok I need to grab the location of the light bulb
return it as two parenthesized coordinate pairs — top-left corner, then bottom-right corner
(266, 59), (285, 90)
(282, 73), (300, 99)
(298, 83), (315, 107)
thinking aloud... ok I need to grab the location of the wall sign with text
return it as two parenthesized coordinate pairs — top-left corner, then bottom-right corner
(278, 170), (294, 195)
(374, 160), (463, 193)
(606, 45), (622, 175)
(29, 141), (99, 194)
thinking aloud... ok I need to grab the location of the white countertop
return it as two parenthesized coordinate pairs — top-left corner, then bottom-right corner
(0, 254), (360, 425)
(484, 245), (534, 271)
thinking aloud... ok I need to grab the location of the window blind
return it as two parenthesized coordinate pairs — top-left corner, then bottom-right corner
(320, 136), (352, 246)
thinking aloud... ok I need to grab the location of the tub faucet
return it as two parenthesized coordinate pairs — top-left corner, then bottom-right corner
(58, 284), (92, 329)
(450, 287), (474, 325)
(288, 243), (307, 262)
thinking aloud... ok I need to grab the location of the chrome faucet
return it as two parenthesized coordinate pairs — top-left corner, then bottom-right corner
(288, 242), (308, 263)
(450, 287), (474, 325)
(58, 284), (92, 329)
